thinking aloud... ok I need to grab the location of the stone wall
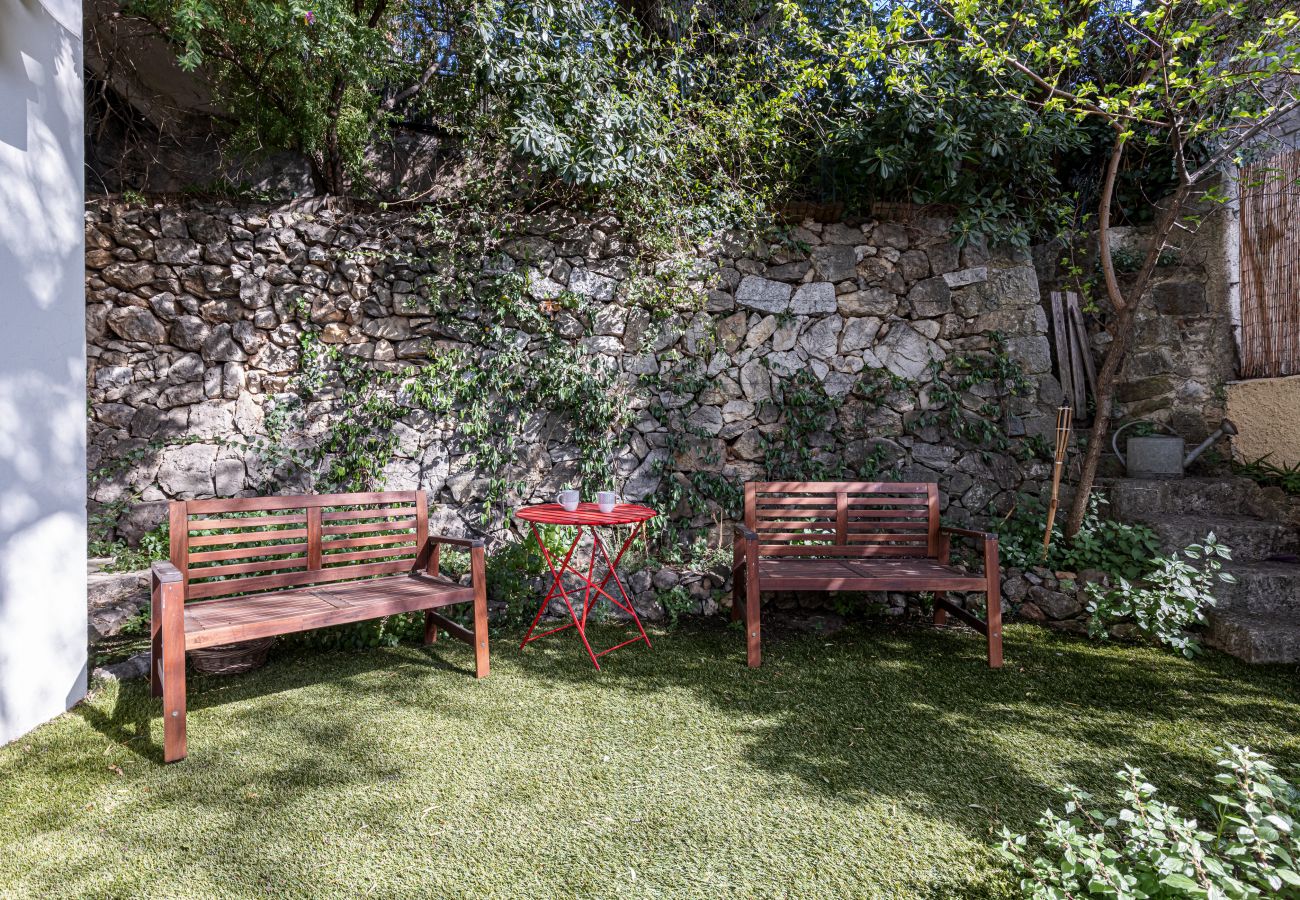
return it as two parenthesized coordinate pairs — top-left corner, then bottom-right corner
(86, 199), (1060, 626)
(1034, 211), (1238, 450)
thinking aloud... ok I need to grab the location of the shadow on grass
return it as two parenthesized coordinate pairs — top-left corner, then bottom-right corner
(513, 616), (1300, 848)
(46, 616), (1300, 898)
(74, 640), (477, 764)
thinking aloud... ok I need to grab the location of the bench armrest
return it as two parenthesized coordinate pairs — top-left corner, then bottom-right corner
(151, 561), (183, 585)
(938, 526), (1000, 581)
(428, 534), (485, 549)
(734, 525), (758, 542)
(939, 526), (998, 543)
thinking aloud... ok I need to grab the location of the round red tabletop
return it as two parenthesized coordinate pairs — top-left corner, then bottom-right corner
(516, 502), (657, 527)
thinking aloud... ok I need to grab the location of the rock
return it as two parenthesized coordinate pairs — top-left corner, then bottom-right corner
(202, 324), (248, 362)
(839, 288), (898, 317)
(839, 316), (882, 353)
(568, 268), (617, 301)
(154, 238), (202, 265)
(943, 266), (988, 288)
(908, 277), (952, 318)
(686, 405), (724, 435)
(107, 307), (166, 343)
(1028, 585), (1083, 620)
(875, 323), (944, 380)
(739, 358), (771, 402)
(747, 315), (779, 347)
(811, 245), (856, 282)
(736, 276), (792, 313)
(800, 315), (843, 360)
(170, 315), (211, 351)
(92, 651), (152, 682)
(623, 449), (669, 500)
(790, 282), (838, 315)
(157, 443), (218, 496)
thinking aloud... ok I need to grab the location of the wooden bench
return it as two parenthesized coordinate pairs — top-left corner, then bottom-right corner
(731, 481), (1002, 668)
(151, 490), (488, 763)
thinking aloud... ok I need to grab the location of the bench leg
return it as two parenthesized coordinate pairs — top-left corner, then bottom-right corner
(423, 610), (438, 644)
(471, 545), (490, 679)
(161, 585), (187, 763)
(745, 567), (761, 668)
(932, 591), (948, 626)
(730, 567), (743, 622)
(986, 579), (1003, 669)
(150, 584), (163, 699)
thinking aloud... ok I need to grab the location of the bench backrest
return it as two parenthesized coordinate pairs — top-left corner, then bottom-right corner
(743, 481), (939, 558)
(170, 491), (429, 600)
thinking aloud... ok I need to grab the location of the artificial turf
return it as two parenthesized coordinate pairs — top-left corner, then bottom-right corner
(2, 619), (1298, 899)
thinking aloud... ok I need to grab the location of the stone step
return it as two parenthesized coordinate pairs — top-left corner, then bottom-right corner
(1149, 515), (1299, 562)
(1206, 608), (1300, 665)
(1213, 560), (1300, 617)
(1101, 476), (1265, 521)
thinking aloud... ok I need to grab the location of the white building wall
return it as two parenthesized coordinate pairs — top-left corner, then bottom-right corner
(0, 0), (88, 745)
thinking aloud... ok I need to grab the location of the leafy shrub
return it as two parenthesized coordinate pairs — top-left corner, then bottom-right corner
(1086, 534), (1235, 658)
(1002, 745), (1300, 898)
(94, 522), (172, 574)
(1233, 455), (1300, 496)
(999, 494), (1161, 581)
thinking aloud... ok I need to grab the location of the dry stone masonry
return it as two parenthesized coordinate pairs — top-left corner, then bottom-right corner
(86, 200), (1062, 631)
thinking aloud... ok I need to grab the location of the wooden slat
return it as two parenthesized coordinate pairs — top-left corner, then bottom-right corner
(756, 544), (927, 557)
(189, 528), (308, 548)
(188, 543), (309, 564)
(322, 519), (417, 537)
(320, 546), (417, 567)
(1050, 290), (1075, 407)
(184, 560), (416, 600)
(306, 507), (322, 570)
(755, 481), (933, 492)
(320, 507), (418, 523)
(189, 556), (307, 580)
(321, 533), (418, 551)
(188, 514), (307, 531)
(184, 491), (420, 514)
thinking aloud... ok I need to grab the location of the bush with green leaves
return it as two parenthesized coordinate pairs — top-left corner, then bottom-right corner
(1087, 533), (1235, 658)
(1001, 745), (1300, 899)
(999, 494), (1161, 581)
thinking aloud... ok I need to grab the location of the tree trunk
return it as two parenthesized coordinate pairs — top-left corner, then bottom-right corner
(1063, 182), (1195, 537)
(1063, 307), (1133, 536)
(324, 75), (347, 195)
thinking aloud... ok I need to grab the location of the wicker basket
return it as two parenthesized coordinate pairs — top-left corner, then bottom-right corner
(189, 637), (275, 675)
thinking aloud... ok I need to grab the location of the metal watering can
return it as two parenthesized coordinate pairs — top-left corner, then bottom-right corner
(1112, 419), (1238, 479)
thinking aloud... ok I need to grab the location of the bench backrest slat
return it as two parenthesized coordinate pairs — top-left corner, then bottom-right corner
(744, 482), (939, 558)
(172, 491), (427, 600)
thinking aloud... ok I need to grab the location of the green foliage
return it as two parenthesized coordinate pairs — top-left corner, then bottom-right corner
(1233, 455), (1300, 496)
(917, 333), (1035, 454)
(657, 585), (696, 629)
(96, 523), (172, 574)
(124, 0), (412, 192)
(1087, 533), (1236, 658)
(999, 494), (1161, 581)
(1002, 746), (1300, 899)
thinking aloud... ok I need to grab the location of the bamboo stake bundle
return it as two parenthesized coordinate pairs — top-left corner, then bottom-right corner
(1042, 405), (1073, 559)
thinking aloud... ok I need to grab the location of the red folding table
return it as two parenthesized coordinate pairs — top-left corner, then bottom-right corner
(516, 502), (657, 669)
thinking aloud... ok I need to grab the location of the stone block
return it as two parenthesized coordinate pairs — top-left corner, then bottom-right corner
(736, 276), (791, 313)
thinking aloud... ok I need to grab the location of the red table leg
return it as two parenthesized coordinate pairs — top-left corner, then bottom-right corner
(519, 521), (652, 668)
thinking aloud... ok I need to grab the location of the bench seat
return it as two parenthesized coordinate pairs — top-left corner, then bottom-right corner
(184, 574), (472, 649)
(756, 558), (988, 592)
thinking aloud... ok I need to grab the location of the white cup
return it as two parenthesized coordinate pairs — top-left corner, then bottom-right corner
(558, 489), (580, 512)
(597, 491), (618, 513)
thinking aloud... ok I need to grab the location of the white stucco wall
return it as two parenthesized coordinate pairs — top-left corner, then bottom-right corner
(0, 0), (88, 745)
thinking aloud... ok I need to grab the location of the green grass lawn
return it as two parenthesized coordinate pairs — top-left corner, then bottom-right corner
(2, 620), (1298, 899)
